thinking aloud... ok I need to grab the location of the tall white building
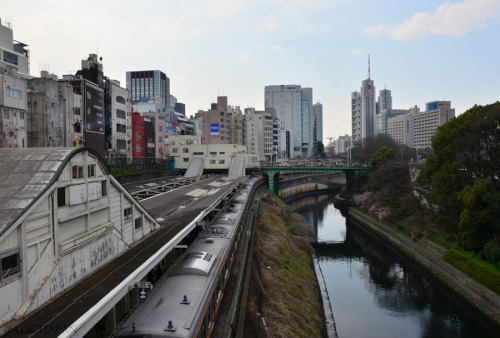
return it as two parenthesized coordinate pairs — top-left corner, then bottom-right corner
(351, 91), (361, 145)
(376, 107), (419, 135)
(0, 19), (29, 76)
(387, 114), (414, 146)
(334, 134), (352, 155)
(387, 101), (455, 148)
(414, 101), (454, 148)
(265, 84), (314, 158)
(107, 79), (132, 159)
(244, 108), (273, 161)
(352, 57), (376, 145)
(360, 77), (376, 140)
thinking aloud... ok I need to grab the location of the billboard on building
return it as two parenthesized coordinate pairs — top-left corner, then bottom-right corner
(165, 121), (176, 132)
(210, 123), (219, 136)
(71, 79), (105, 157)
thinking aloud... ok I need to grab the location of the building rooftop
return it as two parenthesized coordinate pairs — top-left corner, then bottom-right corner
(0, 147), (94, 238)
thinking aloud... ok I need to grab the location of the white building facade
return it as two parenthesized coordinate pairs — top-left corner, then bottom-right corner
(108, 79), (132, 159)
(244, 108), (273, 161)
(414, 101), (455, 148)
(168, 135), (259, 171)
(0, 20), (29, 76)
(351, 91), (362, 145)
(0, 148), (159, 327)
(387, 114), (414, 147)
(265, 84), (314, 158)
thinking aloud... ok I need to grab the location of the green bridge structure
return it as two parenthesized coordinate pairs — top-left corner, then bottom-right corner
(259, 165), (371, 194)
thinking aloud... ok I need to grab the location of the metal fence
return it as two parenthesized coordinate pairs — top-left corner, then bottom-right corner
(104, 157), (175, 173)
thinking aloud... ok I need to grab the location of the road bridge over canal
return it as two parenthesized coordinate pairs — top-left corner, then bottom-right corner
(260, 165), (371, 194)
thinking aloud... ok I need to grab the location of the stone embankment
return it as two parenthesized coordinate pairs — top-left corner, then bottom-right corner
(348, 208), (500, 325)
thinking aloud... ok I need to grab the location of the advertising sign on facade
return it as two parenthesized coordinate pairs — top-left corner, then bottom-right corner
(210, 123), (219, 136)
(165, 121), (177, 131)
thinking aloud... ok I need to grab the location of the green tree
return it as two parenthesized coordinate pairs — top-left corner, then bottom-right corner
(368, 160), (411, 204)
(351, 134), (399, 164)
(370, 146), (394, 170)
(424, 101), (500, 232)
(459, 178), (500, 238)
(315, 141), (325, 158)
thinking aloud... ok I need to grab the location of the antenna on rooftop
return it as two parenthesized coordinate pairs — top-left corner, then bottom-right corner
(368, 54), (371, 80)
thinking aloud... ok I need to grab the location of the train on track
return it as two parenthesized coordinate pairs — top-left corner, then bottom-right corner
(116, 176), (264, 337)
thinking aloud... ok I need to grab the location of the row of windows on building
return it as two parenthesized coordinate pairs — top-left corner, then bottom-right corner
(182, 158), (226, 164)
(2, 108), (25, 120)
(172, 148), (227, 155)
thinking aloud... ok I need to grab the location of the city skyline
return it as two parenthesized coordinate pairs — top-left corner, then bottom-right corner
(2, 0), (499, 142)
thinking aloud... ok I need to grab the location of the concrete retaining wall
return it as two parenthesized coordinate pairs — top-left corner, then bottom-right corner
(348, 208), (500, 325)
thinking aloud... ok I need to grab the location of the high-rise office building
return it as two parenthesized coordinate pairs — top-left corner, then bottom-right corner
(351, 91), (361, 145)
(352, 56), (376, 145)
(377, 89), (392, 115)
(265, 84), (314, 157)
(313, 102), (323, 146)
(126, 70), (170, 111)
(414, 101), (455, 148)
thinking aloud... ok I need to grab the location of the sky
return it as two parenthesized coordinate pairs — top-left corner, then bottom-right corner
(2, 0), (500, 143)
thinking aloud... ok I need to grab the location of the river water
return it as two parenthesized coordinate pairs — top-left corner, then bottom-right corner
(290, 194), (498, 338)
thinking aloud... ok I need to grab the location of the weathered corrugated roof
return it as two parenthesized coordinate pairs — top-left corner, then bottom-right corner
(0, 147), (89, 237)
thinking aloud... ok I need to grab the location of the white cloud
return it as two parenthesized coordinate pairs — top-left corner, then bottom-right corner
(351, 47), (363, 55)
(256, 44), (265, 49)
(365, 25), (386, 37)
(266, 16), (278, 31)
(272, 44), (285, 52)
(366, 0), (500, 40)
(238, 52), (252, 61)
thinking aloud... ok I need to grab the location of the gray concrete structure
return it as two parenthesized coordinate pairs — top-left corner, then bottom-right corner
(313, 102), (323, 146)
(27, 72), (64, 147)
(0, 63), (27, 148)
(376, 89), (392, 115)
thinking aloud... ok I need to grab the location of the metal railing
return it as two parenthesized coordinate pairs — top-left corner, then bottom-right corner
(104, 157), (174, 173)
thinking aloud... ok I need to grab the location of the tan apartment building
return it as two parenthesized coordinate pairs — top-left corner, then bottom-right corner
(201, 96), (231, 144)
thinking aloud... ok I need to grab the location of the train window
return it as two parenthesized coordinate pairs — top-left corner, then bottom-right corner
(203, 312), (209, 335)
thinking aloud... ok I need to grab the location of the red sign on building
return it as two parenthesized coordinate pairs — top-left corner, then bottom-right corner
(132, 112), (145, 158)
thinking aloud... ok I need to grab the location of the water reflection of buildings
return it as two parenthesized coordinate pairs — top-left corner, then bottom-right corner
(288, 194), (333, 241)
(292, 197), (498, 337)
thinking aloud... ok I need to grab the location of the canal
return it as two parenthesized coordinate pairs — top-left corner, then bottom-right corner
(289, 194), (497, 338)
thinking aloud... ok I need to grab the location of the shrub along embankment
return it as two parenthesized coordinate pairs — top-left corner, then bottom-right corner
(245, 192), (325, 338)
(348, 207), (500, 326)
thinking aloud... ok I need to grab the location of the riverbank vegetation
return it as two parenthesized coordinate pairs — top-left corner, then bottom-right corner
(348, 102), (500, 291)
(246, 191), (325, 337)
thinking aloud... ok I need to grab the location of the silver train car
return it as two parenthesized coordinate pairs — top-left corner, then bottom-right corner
(116, 176), (263, 337)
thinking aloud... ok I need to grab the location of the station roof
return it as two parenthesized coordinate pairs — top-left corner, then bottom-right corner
(0, 147), (99, 238)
